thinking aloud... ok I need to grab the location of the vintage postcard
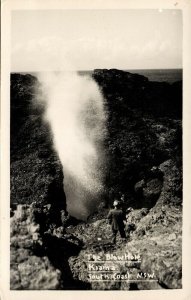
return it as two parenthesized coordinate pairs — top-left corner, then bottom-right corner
(1, 0), (191, 299)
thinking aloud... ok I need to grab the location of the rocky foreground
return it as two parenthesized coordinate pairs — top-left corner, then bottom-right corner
(11, 158), (182, 290)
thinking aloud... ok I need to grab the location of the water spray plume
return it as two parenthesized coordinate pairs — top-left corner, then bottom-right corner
(38, 71), (107, 219)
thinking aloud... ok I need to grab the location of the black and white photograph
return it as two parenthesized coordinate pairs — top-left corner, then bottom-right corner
(10, 6), (183, 291)
(1, 0), (191, 297)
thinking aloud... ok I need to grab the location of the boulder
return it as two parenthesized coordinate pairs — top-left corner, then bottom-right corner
(10, 203), (62, 289)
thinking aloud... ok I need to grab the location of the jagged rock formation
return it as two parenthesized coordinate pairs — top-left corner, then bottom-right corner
(67, 158), (182, 290)
(10, 204), (61, 289)
(10, 69), (182, 290)
(10, 191), (182, 290)
(10, 203), (90, 290)
(92, 69), (182, 209)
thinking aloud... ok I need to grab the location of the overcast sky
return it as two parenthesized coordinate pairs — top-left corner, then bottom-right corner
(11, 9), (182, 71)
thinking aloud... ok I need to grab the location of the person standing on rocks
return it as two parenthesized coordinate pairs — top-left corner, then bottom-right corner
(107, 200), (127, 244)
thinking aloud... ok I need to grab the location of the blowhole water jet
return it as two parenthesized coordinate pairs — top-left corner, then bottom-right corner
(37, 71), (107, 220)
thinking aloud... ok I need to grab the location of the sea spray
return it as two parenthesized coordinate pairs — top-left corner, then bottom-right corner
(37, 71), (107, 219)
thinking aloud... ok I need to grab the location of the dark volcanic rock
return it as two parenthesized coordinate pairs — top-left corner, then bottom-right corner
(67, 202), (182, 290)
(10, 204), (61, 290)
(11, 74), (66, 220)
(92, 68), (182, 118)
(10, 69), (182, 290)
(91, 69), (182, 209)
(10, 203), (88, 290)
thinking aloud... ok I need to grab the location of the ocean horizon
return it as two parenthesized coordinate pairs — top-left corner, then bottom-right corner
(11, 68), (182, 84)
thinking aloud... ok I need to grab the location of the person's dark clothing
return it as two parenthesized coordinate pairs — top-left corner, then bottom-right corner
(107, 208), (126, 243)
(107, 208), (125, 230)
